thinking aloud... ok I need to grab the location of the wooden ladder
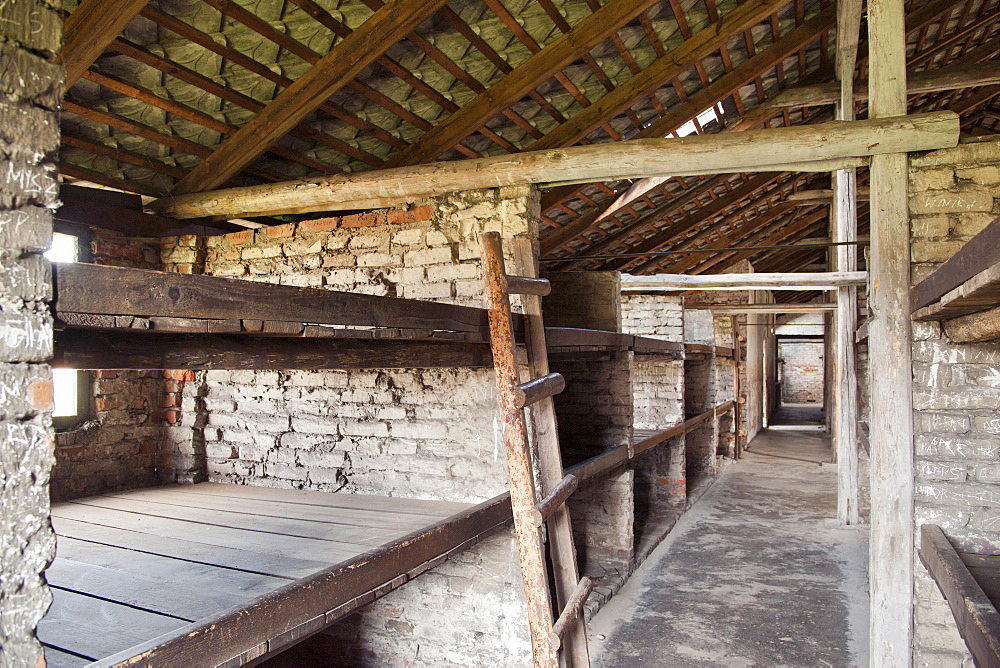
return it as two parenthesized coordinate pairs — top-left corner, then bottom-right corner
(479, 231), (591, 668)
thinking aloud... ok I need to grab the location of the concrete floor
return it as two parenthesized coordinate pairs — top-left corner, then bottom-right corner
(589, 406), (869, 667)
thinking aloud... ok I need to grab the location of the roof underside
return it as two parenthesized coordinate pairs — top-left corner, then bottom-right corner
(59, 0), (1000, 296)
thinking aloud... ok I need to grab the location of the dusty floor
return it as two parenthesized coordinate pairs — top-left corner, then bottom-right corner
(589, 405), (869, 667)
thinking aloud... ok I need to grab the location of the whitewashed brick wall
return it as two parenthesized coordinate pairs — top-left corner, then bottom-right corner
(909, 139), (1000, 666)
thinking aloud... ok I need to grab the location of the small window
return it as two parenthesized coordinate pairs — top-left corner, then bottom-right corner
(45, 233), (90, 429)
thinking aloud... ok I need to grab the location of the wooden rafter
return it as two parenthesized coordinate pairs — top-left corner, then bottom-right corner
(528, 0), (805, 152)
(171, 0), (451, 195)
(58, 0), (151, 87)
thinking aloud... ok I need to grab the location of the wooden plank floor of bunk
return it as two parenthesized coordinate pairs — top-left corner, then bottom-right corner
(39, 483), (508, 667)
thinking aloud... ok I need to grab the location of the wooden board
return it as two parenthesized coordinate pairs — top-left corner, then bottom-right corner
(51, 517), (329, 579)
(54, 330), (493, 370)
(38, 588), (188, 661)
(55, 263), (490, 334)
(920, 524), (1000, 666)
(911, 217), (1000, 312)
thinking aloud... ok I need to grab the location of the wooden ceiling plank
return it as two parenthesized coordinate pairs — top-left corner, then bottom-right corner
(171, 0), (451, 194)
(382, 0), (661, 168)
(58, 0), (152, 87)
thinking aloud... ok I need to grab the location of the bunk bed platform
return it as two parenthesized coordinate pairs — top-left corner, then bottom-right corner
(40, 483), (508, 667)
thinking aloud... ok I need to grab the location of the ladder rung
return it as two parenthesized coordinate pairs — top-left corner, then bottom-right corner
(531, 474), (579, 527)
(506, 275), (551, 296)
(549, 577), (593, 651)
(513, 372), (565, 409)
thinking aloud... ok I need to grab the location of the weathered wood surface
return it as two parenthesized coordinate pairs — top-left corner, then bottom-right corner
(514, 372), (566, 409)
(54, 330), (493, 370)
(41, 484), (497, 667)
(771, 61), (1000, 109)
(920, 524), (1000, 666)
(620, 271), (867, 291)
(867, 0), (915, 662)
(911, 216), (1000, 313)
(688, 304), (838, 314)
(531, 475), (579, 528)
(58, 0), (152, 86)
(916, 260), (1000, 321)
(480, 232), (558, 666)
(150, 112), (960, 219)
(55, 263), (490, 334)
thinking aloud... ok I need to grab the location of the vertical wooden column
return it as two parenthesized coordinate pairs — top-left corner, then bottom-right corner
(868, 0), (915, 663)
(833, 0), (862, 525)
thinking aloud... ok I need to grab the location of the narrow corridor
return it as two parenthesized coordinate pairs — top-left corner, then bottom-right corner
(589, 412), (869, 667)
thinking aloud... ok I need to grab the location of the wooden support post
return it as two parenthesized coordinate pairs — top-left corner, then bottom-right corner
(833, 0), (862, 526)
(868, 0), (915, 663)
(732, 317), (743, 459)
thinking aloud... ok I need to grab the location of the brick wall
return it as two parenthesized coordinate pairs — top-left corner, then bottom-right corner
(621, 294), (684, 342)
(199, 188), (534, 502)
(50, 231), (206, 500)
(908, 139), (1000, 665)
(779, 341), (825, 403)
(0, 2), (61, 661)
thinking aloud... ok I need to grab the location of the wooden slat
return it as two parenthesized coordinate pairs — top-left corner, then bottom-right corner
(531, 475), (579, 527)
(51, 517), (328, 579)
(54, 330), (493, 371)
(37, 589), (186, 661)
(920, 524), (1000, 666)
(179, 482), (467, 516)
(47, 558), (253, 620)
(514, 372), (566, 409)
(51, 503), (365, 564)
(172, 0), (450, 194)
(632, 423), (685, 456)
(532, 0), (818, 151)
(69, 496), (406, 548)
(42, 647), (90, 668)
(149, 112), (958, 219)
(54, 263), (489, 334)
(911, 217), (1000, 312)
(101, 486), (448, 530)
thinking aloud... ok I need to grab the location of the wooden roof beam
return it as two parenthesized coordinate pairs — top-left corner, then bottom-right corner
(170, 0), (451, 195)
(58, 0), (151, 87)
(382, 0), (661, 169)
(620, 271), (866, 291)
(150, 112), (958, 219)
(698, 207), (830, 274)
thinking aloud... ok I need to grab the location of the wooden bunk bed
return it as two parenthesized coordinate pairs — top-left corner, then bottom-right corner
(46, 263), (729, 666)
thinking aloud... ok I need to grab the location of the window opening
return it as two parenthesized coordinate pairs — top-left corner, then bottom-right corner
(45, 233), (89, 428)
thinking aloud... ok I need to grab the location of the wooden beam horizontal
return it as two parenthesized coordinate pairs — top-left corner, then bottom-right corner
(54, 264), (491, 336)
(621, 271), (867, 291)
(770, 61), (1000, 110)
(53, 330), (493, 370)
(685, 304), (838, 314)
(149, 112), (961, 219)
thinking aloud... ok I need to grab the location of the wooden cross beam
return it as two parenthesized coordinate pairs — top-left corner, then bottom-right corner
(620, 271), (867, 291)
(149, 112), (959, 219)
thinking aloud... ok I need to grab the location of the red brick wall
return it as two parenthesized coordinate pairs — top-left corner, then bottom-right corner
(779, 341), (824, 404)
